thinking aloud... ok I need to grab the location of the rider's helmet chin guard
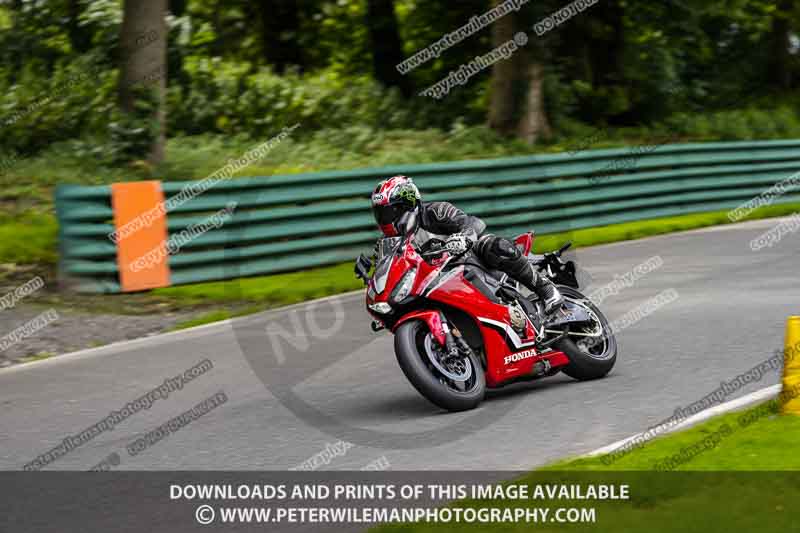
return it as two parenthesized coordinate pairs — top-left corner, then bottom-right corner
(371, 175), (421, 237)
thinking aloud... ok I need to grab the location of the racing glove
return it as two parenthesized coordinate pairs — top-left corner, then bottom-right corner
(445, 233), (473, 255)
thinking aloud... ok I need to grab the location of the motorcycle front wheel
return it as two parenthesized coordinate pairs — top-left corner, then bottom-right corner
(394, 320), (485, 412)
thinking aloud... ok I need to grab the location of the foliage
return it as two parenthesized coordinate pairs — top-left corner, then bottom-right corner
(0, 0), (798, 158)
(166, 61), (432, 136)
(0, 211), (58, 266)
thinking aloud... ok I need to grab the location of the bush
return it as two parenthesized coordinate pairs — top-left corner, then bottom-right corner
(2, 50), (799, 163)
(0, 55), (472, 158)
(166, 59), (443, 137)
(0, 55), (117, 154)
(660, 105), (800, 142)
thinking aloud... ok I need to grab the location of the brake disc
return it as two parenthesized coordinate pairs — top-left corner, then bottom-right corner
(423, 334), (472, 382)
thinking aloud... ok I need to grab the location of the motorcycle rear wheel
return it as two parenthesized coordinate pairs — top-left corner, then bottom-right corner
(553, 286), (617, 380)
(394, 320), (485, 412)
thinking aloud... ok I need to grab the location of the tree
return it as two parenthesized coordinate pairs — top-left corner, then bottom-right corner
(119, 0), (168, 165)
(67, 0), (92, 54)
(365, 0), (412, 96)
(256, 0), (304, 73)
(515, 58), (551, 143)
(767, 0), (794, 89)
(8, 0), (24, 82)
(487, 2), (551, 143)
(487, 9), (517, 136)
(169, 0), (187, 16)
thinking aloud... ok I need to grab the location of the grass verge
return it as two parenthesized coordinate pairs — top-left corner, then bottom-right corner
(372, 398), (799, 533)
(550, 396), (800, 471)
(156, 262), (362, 307)
(0, 212), (58, 269)
(532, 201), (800, 253)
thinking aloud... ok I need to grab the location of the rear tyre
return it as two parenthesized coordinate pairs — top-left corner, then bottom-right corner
(394, 320), (485, 412)
(554, 286), (617, 380)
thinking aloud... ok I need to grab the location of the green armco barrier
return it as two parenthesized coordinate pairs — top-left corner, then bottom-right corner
(54, 140), (800, 293)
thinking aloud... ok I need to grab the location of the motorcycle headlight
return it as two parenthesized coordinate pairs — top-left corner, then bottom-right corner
(391, 268), (417, 304)
(368, 302), (393, 314)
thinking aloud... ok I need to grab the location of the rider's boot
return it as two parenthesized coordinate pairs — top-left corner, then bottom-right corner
(518, 263), (564, 315)
(477, 234), (564, 316)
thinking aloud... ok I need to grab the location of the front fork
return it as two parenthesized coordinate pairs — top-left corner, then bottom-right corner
(393, 309), (470, 359)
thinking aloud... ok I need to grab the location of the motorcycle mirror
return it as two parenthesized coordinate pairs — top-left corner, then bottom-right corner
(354, 254), (372, 284)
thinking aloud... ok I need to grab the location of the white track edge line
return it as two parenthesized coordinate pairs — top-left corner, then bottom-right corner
(0, 289), (364, 374)
(584, 384), (782, 458)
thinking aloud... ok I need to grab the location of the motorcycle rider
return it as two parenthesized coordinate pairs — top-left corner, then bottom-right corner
(370, 175), (564, 314)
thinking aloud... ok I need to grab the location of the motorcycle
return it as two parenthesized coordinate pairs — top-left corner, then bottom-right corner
(354, 211), (617, 411)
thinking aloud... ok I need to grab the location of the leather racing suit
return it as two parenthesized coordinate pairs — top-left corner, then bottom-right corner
(415, 201), (563, 313)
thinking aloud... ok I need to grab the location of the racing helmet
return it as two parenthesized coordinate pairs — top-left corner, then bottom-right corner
(371, 175), (421, 237)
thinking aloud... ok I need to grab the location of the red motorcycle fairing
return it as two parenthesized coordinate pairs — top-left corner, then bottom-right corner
(367, 234), (570, 389)
(393, 310), (446, 346)
(514, 232), (533, 256)
(421, 266), (569, 388)
(366, 242), (436, 308)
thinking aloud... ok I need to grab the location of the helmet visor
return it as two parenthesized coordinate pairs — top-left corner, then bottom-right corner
(372, 203), (411, 227)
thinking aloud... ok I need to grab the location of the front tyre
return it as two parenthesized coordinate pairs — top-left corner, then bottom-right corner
(554, 286), (617, 381)
(394, 320), (485, 412)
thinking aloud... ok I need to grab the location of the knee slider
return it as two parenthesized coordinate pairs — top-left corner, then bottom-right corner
(493, 238), (521, 261)
(476, 234), (523, 270)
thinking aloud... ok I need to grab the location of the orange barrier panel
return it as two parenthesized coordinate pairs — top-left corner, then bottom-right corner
(111, 181), (171, 292)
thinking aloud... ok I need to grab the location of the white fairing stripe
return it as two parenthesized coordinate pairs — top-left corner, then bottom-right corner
(477, 317), (537, 349)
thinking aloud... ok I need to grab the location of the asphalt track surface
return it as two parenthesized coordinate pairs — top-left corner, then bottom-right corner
(1, 218), (797, 471)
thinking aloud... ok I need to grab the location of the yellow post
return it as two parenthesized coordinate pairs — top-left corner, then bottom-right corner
(780, 316), (800, 415)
